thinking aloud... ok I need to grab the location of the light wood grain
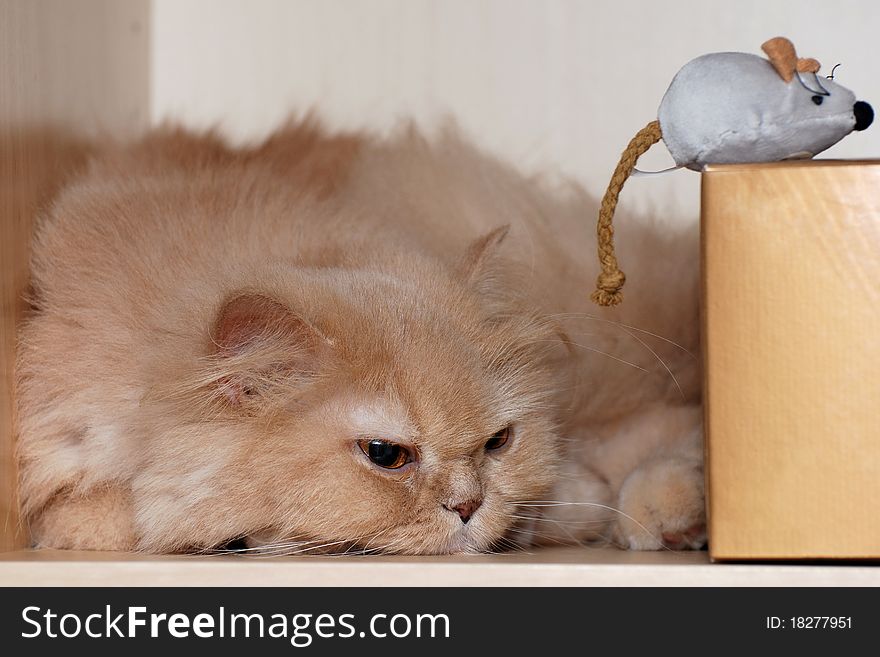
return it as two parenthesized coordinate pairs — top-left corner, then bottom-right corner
(2, 548), (878, 586)
(0, 0), (148, 552)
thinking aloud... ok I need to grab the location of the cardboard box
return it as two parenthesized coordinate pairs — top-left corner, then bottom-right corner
(702, 160), (880, 560)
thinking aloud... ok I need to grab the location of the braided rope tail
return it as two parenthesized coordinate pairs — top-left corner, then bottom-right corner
(591, 120), (663, 307)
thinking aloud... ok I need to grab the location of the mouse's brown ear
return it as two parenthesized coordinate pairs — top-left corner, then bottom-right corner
(211, 293), (330, 406)
(762, 36), (798, 82)
(796, 57), (821, 74)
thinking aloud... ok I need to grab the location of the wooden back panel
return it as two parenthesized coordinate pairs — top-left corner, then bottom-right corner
(0, 0), (148, 552)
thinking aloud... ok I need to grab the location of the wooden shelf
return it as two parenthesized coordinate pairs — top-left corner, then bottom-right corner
(1, 548), (877, 586)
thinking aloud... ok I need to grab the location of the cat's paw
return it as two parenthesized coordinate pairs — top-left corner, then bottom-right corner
(29, 487), (136, 551)
(613, 457), (705, 550)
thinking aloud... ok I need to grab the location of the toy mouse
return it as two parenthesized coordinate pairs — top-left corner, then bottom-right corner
(592, 36), (873, 307)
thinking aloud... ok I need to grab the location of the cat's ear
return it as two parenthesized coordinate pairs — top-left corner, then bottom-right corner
(211, 293), (330, 406)
(458, 224), (510, 285)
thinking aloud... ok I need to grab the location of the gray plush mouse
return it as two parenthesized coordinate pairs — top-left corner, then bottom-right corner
(591, 36), (873, 307)
(660, 37), (873, 169)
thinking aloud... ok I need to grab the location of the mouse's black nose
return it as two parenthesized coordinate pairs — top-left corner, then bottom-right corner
(854, 101), (873, 131)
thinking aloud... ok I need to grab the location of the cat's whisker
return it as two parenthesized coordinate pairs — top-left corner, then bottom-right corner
(539, 315), (689, 399)
(532, 339), (649, 372)
(512, 500), (673, 551)
(355, 526), (395, 555)
(505, 525), (574, 547)
(507, 513), (608, 526)
(488, 535), (535, 556)
(547, 312), (697, 359)
(512, 508), (591, 544)
(300, 530), (392, 556)
(215, 540), (315, 556)
(619, 325), (686, 400)
(210, 525), (395, 557)
(258, 538), (360, 557)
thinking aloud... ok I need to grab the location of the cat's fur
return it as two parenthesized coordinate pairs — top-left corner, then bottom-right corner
(16, 121), (703, 554)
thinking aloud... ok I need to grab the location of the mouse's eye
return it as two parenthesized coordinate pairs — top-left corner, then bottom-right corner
(812, 95), (824, 106)
(485, 426), (512, 451)
(358, 439), (412, 469)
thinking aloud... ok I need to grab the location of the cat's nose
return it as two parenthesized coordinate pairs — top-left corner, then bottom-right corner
(444, 498), (483, 524)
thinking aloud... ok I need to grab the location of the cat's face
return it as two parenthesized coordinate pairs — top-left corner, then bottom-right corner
(140, 232), (566, 554)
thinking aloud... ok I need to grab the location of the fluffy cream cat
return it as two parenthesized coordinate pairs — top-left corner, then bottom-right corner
(16, 121), (703, 554)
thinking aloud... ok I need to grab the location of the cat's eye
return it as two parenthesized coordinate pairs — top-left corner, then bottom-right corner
(812, 95), (824, 105)
(485, 426), (511, 451)
(357, 439), (412, 470)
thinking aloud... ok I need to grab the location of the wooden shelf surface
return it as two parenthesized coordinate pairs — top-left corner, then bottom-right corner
(1, 548), (878, 586)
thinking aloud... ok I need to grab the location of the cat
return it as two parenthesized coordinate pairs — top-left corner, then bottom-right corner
(15, 120), (704, 555)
